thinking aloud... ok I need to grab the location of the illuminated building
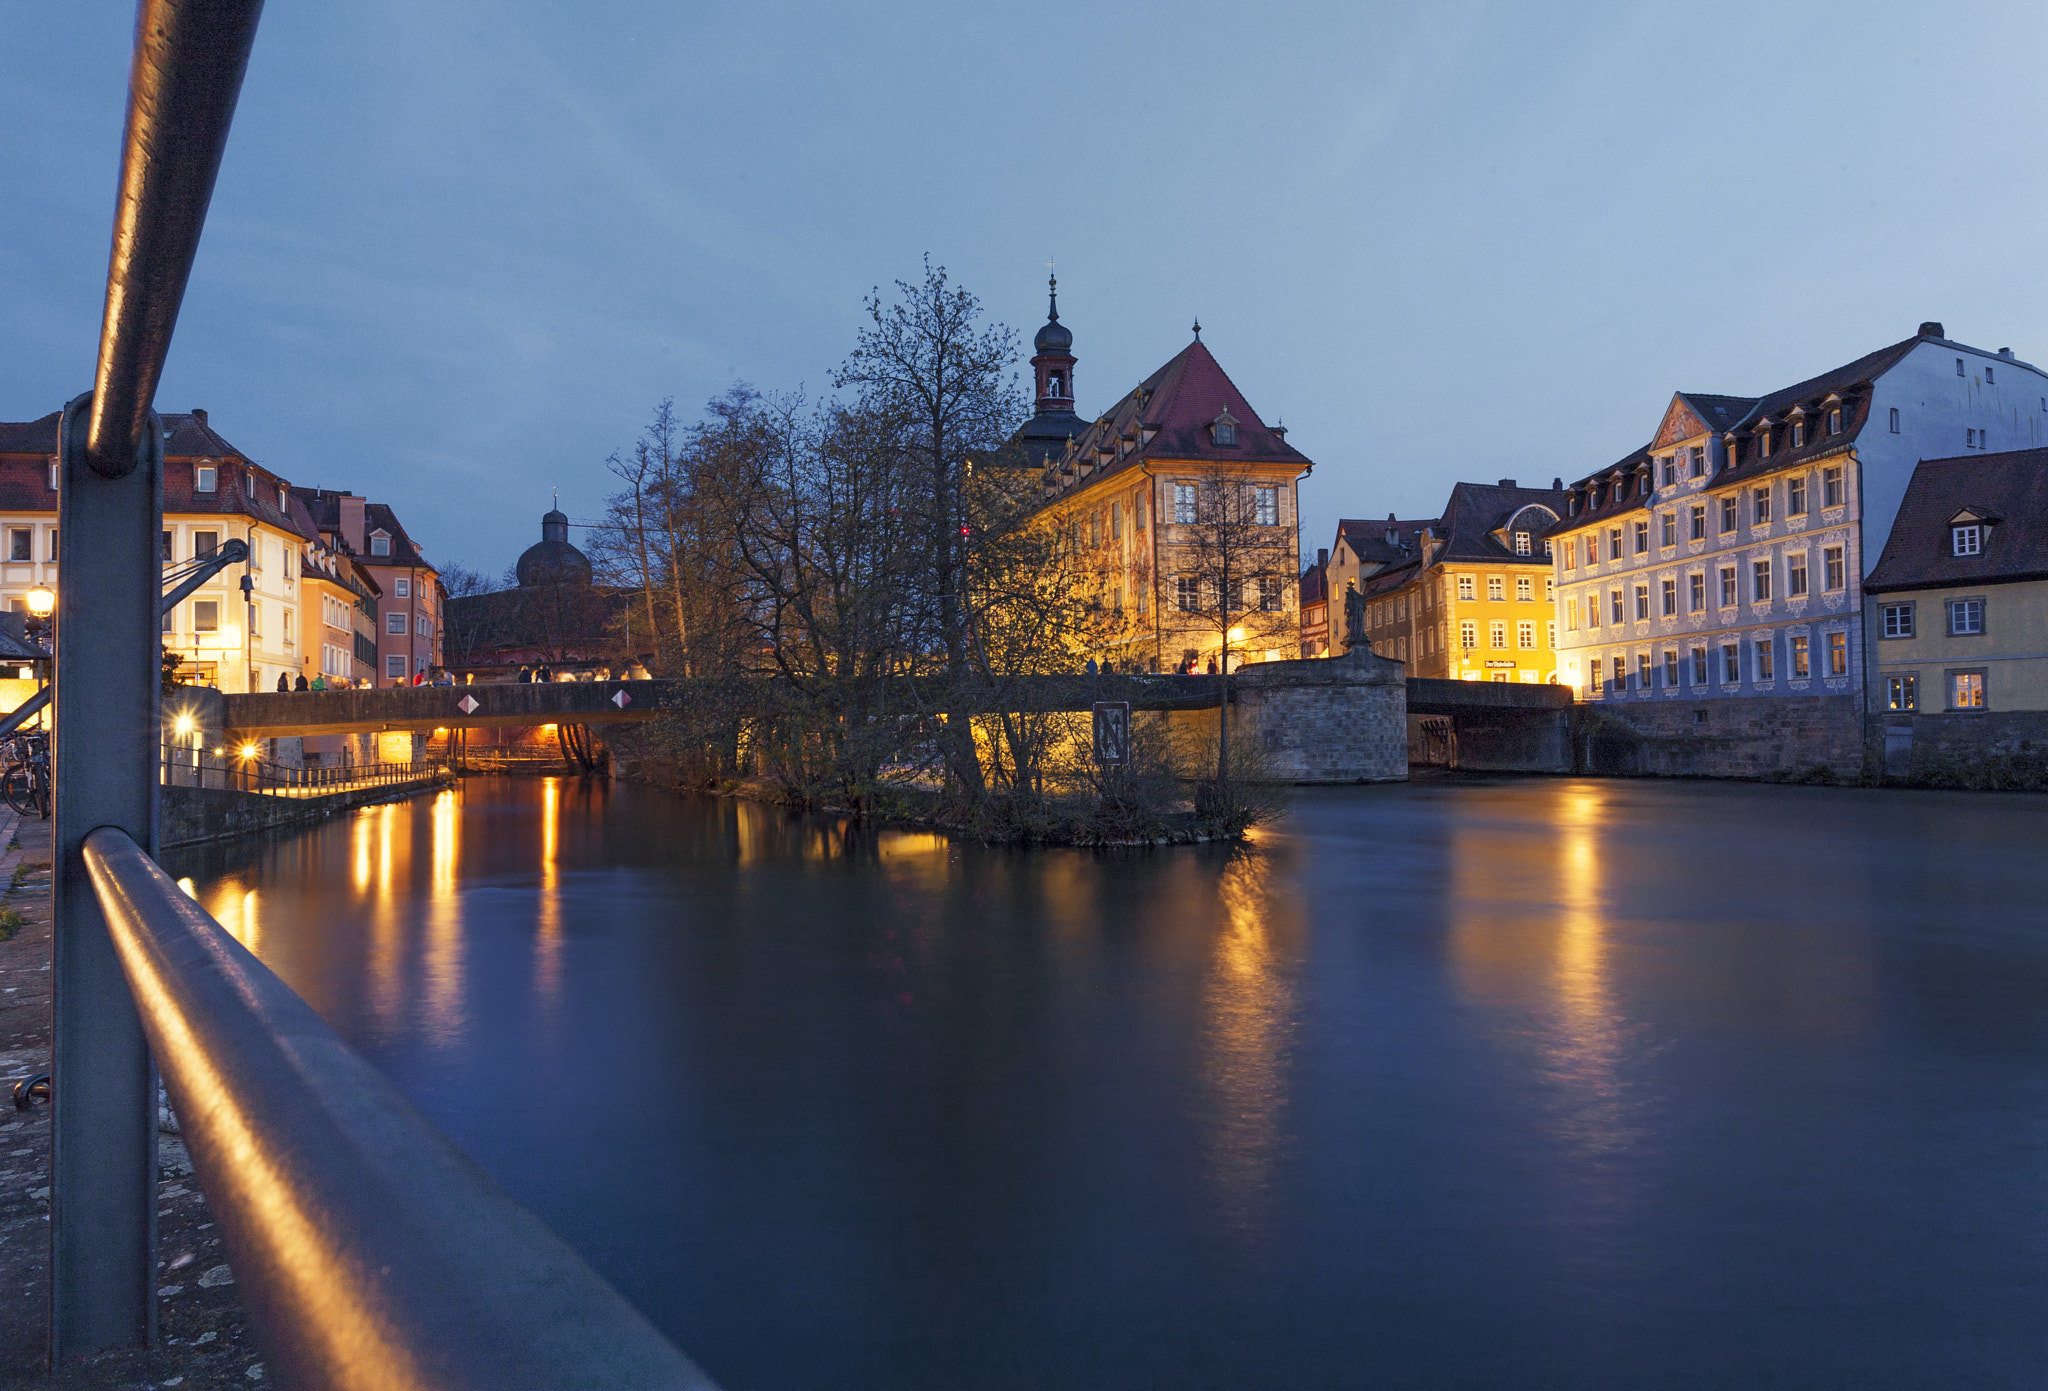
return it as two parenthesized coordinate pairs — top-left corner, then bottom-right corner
(1021, 281), (1314, 673)
(1331, 481), (1570, 683)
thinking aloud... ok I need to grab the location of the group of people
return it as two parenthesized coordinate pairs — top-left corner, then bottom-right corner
(1078, 654), (1222, 676)
(514, 662), (652, 683)
(273, 669), (459, 692)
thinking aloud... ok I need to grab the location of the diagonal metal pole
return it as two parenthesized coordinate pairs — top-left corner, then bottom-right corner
(51, 0), (263, 1358)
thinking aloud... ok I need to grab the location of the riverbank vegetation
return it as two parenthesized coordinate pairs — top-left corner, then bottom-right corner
(585, 260), (1287, 842)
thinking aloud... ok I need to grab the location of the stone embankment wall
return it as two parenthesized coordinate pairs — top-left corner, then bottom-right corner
(1177, 650), (1410, 783)
(1573, 694), (1865, 781)
(1873, 709), (2048, 789)
(161, 776), (451, 849)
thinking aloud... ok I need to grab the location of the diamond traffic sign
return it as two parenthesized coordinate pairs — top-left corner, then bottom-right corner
(611, 689), (632, 709)
(457, 694), (479, 714)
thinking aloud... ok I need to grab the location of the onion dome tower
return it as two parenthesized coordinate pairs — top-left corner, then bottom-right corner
(1016, 273), (1086, 469)
(515, 504), (593, 587)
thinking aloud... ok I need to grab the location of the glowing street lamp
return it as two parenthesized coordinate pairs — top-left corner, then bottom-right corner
(25, 586), (54, 618)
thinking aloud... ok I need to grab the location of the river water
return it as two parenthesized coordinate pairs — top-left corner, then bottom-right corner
(165, 776), (2048, 1389)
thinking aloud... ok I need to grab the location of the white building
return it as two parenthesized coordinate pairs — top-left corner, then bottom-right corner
(1551, 322), (2048, 707)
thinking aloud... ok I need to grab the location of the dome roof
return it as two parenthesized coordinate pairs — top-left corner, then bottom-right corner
(1033, 274), (1073, 355)
(516, 506), (592, 587)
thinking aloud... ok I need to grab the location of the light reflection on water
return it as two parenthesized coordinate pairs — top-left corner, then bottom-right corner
(163, 776), (2048, 1391)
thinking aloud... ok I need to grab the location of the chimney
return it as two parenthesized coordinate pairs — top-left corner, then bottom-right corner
(1317, 548), (1328, 568)
(1498, 478), (1516, 488)
(192, 408), (207, 427)
(1386, 512), (1396, 522)
(1919, 321), (1945, 339)
(2000, 347), (2015, 359)
(340, 495), (367, 554)
(1551, 476), (1563, 489)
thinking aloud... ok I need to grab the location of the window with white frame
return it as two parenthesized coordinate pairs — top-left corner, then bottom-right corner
(1689, 572), (1705, 612)
(1489, 621), (1507, 649)
(1947, 598), (1984, 635)
(1487, 574), (1505, 600)
(1517, 620), (1535, 649)
(386, 612), (407, 634)
(1881, 603), (1914, 638)
(1634, 584), (1649, 621)
(1886, 674), (1917, 711)
(1824, 546), (1845, 591)
(1788, 476), (1806, 516)
(1953, 524), (1982, 556)
(370, 532), (391, 557)
(1951, 671), (1985, 709)
(1719, 567), (1736, 607)
(1788, 552), (1808, 597)
(1516, 575), (1532, 601)
(1755, 638), (1775, 681)
(1457, 574), (1475, 600)
(1253, 486), (1277, 526)
(1829, 630), (1847, 676)
(1661, 577), (1676, 615)
(1722, 643), (1740, 683)
(1691, 646), (1708, 685)
(1514, 531), (1530, 555)
(1790, 634), (1810, 678)
(395, 577), (410, 598)
(386, 655), (406, 680)
(1459, 620), (1476, 649)
(1690, 445), (1705, 477)
(1661, 512), (1676, 546)
(1173, 483), (1197, 524)
(1752, 559), (1773, 603)
(1753, 486), (1773, 525)
(1176, 576), (1200, 611)
(1257, 577), (1283, 612)
(1690, 504), (1706, 541)
(195, 465), (216, 493)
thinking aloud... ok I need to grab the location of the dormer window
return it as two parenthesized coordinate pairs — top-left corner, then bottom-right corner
(1758, 430), (1772, 460)
(370, 530), (391, 557)
(1827, 408), (1842, 434)
(1210, 412), (1238, 447)
(195, 465), (217, 493)
(1791, 421), (1805, 448)
(1953, 523), (1983, 556)
(1514, 531), (1531, 556)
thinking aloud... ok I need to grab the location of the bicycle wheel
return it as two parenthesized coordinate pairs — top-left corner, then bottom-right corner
(28, 766), (49, 818)
(2, 765), (39, 818)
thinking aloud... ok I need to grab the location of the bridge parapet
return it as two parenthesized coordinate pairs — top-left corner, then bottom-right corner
(223, 679), (679, 738)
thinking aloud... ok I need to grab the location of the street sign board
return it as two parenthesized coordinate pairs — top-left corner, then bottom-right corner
(1092, 701), (1131, 765)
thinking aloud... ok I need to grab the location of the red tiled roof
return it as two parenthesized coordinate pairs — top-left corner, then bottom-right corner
(1041, 339), (1310, 495)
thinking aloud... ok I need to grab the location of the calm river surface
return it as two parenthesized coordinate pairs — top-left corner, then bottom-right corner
(165, 777), (2048, 1389)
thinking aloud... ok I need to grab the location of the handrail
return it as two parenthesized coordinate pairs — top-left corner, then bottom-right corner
(160, 750), (450, 796)
(83, 827), (722, 1390)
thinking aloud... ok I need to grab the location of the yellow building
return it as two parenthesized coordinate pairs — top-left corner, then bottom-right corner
(1347, 480), (1568, 682)
(1866, 449), (2048, 713)
(1022, 295), (1311, 673)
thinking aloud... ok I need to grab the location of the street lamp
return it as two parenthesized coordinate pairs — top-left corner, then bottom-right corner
(25, 586), (54, 618)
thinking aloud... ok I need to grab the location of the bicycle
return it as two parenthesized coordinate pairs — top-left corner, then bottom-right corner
(2, 731), (50, 819)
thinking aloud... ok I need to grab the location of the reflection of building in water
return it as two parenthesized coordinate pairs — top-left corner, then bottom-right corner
(1447, 787), (1635, 1159)
(1200, 851), (1302, 1238)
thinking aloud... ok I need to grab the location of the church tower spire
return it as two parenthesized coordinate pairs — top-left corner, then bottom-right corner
(1031, 272), (1076, 416)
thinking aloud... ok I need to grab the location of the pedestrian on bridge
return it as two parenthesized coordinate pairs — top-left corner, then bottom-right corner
(276, 672), (290, 692)
(295, 673), (309, 692)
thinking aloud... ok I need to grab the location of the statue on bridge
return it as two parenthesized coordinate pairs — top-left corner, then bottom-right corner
(1341, 581), (1371, 656)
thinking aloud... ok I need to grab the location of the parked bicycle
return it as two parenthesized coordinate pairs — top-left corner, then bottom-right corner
(2, 730), (50, 819)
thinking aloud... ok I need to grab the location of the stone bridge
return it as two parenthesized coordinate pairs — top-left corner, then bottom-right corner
(208, 660), (1575, 781)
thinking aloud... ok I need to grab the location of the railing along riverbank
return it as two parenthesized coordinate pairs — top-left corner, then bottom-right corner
(40, 1), (728, 1382)
(160, 750), (448, 796)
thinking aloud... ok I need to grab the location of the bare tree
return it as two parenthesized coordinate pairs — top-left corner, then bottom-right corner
(1164, 461), (1300, 787)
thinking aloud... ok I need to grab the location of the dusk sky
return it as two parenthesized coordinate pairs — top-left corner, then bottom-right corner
(6, 1), (2046, 577)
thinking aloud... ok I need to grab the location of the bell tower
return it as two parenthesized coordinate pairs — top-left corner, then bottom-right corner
(1031, 274), (1076, 415)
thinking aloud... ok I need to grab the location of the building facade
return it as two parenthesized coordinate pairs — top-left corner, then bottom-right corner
(1551, 323), (2048, 714)
(1348, 481), (1568, 681)
(1026, 302), (1311, 673)
(293, 489), (443, 685)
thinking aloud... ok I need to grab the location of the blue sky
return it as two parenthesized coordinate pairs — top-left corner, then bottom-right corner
(5, 1), (2046, 575)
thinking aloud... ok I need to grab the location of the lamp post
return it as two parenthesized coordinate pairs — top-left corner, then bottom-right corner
(25, 585), (55, 721)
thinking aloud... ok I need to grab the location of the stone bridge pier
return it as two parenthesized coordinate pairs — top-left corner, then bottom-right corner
(1162, 650), (1410, 783)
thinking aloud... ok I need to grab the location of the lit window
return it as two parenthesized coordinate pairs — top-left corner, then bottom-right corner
(1829, 630), (1847, 676)
(1791, 635), (1810, 679)
(1886, 674), (1917, 711)
(1588, 658), (1602, 695)
(1953, 524), (1982, 556)
(1952, 671), (1985, 709)
(1565, 599), (1579, 631)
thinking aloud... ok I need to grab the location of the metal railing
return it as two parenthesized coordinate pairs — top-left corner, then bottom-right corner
(42, 1), (728, 1381)
(84, 828), (720, 1389)
(160, 750), (449, 796)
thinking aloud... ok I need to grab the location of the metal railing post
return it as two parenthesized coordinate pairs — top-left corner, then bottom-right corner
(51, 394), (164, 1354)
(51, 0), (265, 1358)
